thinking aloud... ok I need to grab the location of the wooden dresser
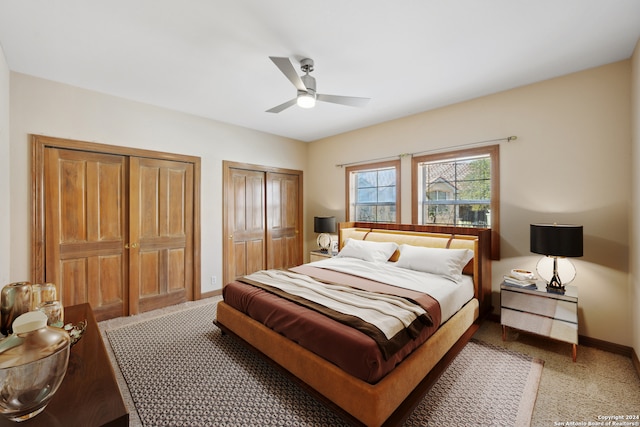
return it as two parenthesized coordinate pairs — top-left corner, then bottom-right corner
(0, 303), (128, 426)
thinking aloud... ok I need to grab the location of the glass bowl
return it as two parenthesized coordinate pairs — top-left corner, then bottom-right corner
(0, 311), (70, 422)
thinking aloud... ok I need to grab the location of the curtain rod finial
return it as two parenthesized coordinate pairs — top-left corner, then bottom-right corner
(507, 136), (517, 142)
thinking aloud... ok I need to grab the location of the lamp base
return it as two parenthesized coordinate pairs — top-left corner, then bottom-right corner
(316, 233), (331, 253)
(546, 273), (565, 294)
(546, 284), (566, 294)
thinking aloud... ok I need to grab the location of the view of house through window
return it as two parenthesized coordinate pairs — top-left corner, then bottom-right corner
(346, 160), (400, 223)
(414, 146), (498, 229)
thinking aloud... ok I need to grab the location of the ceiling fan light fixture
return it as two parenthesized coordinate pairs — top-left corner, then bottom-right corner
(297, 92), (316, 109)
(266, 56), (370, 113)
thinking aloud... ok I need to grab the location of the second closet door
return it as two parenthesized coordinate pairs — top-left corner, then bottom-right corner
(223, 163), (302, 285)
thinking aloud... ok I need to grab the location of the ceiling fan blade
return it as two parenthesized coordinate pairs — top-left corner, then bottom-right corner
(266, 98), (297, 113)
(269, 57), (307, 92)
(317, 94), (370, 108)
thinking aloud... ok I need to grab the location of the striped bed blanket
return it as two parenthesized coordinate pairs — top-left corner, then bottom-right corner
(240, 269), (433, 359)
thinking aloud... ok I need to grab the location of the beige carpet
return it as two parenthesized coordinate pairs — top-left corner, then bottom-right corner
(474, 322), (640, 426)
(100, 297), (544, 426)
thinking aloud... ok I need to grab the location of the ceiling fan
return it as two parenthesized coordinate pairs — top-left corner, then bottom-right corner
(266, 56), (371, 113)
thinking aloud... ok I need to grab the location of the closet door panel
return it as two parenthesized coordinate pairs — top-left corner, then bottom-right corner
(232, 243), (247, 278)
(139, 251), (160, 297)
(44, 148), (128, 321)
(96, 255), (124, 305)
(266, 172), (301, 270)
(167, 169), (187, 236)
(225, 169), (266, 281)
(168, 249), (186, 291)
(58, 160), (87, 241)
(130, 157), (193, 314)
(60, 259), (88, 305)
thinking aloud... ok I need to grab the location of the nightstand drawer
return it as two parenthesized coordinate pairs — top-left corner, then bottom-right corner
(309, 250), (331, 262)
(501, 289), (577, 323)
(501, 307), (578, 344)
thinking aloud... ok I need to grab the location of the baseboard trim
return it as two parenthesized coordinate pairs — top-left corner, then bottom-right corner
(578, 334), (633, 358)
(632, 348), (640, 379)
(491, 315), (636, 364)
(200, 289), (222, 299)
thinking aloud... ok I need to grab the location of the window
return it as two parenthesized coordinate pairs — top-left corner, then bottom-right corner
(346, 160), (400, 223)
(412, 145), (499, 256)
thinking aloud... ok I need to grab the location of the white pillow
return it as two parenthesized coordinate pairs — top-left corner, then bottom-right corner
(335, 238), (399, 263)
(395, 244), (474, 282)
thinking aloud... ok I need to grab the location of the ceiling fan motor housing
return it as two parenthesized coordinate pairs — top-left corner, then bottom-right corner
(301, 74), (316, 95)
(300, 58), (314, 73)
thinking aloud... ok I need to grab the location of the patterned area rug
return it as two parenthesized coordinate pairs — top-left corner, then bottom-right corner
(103, 300), (543, 426)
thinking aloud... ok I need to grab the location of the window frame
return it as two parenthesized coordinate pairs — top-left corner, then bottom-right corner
(345, 160), (401, 224)
(411, 145), (500, 259)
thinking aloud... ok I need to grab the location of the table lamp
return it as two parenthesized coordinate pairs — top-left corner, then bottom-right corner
(530, 223), (583, 293)
(314, 216), (336, 253)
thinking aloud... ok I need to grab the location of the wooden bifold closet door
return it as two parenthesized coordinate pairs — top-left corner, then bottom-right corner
(129, 157), (194, 314)
(223, 161), (303, 285)
(33, 136), (200, 322)
(44, 148), (129, 320)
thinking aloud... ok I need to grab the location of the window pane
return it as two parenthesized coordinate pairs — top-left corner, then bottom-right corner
(457, 158), (491, 202)
(377, 186), (395, 203)
(357, 171), (377, 188)
(459, 204), (490, 226)
(418, 153), (492, 227)
(355, 205), (376, 222)
(423, 204), (455, 225)
(348, 163), (399, 224)
(377, 169), (395, 186)
(376, 205), (396, 223)
(357, 188), (377, 203)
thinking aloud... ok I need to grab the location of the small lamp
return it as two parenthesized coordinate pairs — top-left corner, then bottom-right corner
(530, 223), (583, 293)
(314, 216), (336, 253)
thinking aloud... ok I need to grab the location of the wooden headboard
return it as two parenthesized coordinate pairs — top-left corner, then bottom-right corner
(338, 222), (492, 316)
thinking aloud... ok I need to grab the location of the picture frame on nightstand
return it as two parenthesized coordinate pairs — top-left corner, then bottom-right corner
(330, 238), (339, 256)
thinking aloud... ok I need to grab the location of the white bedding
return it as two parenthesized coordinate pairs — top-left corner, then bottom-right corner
(307, 257), (474, 322)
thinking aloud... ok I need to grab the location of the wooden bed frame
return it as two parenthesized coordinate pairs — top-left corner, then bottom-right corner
(215, 222), (492, 426)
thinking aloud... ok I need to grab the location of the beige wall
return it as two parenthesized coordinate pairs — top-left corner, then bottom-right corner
(9, 72), (308, 294)
(308, 61), (633, 346)
(0, 45), (9, 286)
(631, 39), (640, 358)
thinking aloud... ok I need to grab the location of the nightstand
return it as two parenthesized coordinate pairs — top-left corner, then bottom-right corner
(500, 282), (578, 361)
(309, 250), (331, 262)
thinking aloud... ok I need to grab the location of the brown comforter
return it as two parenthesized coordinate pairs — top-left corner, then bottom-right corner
(222, 265), (442, 384)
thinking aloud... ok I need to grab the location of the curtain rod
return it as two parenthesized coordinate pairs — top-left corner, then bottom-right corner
(335, 135), (517, 168)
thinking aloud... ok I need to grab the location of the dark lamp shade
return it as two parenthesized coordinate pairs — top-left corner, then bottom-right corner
(530, 224), (583, 257)
(314, 216), (336, 234)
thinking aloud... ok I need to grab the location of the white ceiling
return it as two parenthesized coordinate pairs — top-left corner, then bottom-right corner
(1, 1), (639, 142)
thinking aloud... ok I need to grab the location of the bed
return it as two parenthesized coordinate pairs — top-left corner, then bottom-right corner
(215, 222), (492, 426)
